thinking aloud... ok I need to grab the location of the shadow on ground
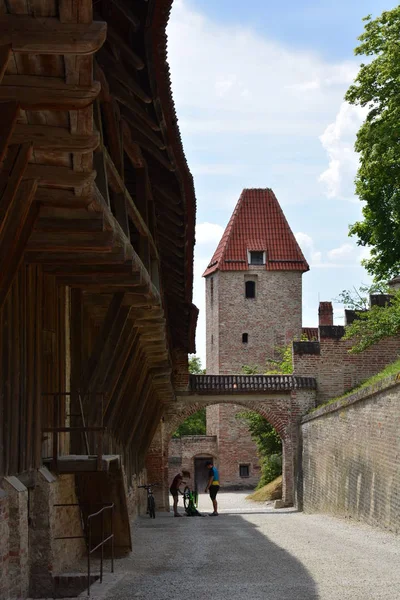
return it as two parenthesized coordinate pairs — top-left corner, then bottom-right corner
(103, 512), (319, 600)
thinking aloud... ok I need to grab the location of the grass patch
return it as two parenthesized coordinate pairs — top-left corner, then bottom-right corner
(310, 356), (400, 413)
(246, 475), (282, 502)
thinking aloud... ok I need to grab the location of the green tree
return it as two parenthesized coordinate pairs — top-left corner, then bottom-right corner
(345, 8), (400, 280)
(236, 410), (282, 488)
(334, 282), (389, 310)
(172, 355), (206, 438)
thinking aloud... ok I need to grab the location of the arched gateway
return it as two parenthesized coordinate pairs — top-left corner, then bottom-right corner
(147, 374), (316, 509)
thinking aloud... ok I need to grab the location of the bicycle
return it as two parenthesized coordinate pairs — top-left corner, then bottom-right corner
(182, 485), (199, 516)
(138, 483), (157, 518)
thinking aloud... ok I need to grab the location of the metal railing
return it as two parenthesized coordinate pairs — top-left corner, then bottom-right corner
(54, 502), (114, 597)
(189, 374), (317, 393)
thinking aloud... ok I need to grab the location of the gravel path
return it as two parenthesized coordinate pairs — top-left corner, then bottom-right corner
(100, 492), (399, 600)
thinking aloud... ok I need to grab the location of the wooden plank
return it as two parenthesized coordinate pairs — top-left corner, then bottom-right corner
(107, 26), (144, 71)
(35, 188), (92, 207)
(0, 45), (11, 83)
(96, 49), (151, 104)
(24, 247), (128, 264)
(0, 75), (101, 110)
(109, 75), (160, 131)
(0, 16), (106, 55)
(0, 180), (39, 308)
(112, 193), (130, 239)
(127, 126), (174, 172)
(11, 124), (100, 152)
(0, 143), (32, 233)
(122, 112), (165, 150)
(27, 230), (115, 252)
(0, 101), (19, 163)
(24, 164), (96, 187)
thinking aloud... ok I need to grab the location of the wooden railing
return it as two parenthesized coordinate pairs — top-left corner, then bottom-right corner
(189, 374), (317, 394)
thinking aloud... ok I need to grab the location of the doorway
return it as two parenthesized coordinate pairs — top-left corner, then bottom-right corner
(194, 456), (212, 492)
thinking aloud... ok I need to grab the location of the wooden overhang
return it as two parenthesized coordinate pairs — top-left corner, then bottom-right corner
(0, 0), (197, 471)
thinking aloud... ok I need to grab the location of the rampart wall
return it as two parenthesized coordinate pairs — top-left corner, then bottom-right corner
(301, 377), (400, 533)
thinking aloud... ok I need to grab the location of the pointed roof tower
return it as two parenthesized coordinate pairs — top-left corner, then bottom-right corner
(203, 188), (309, 276)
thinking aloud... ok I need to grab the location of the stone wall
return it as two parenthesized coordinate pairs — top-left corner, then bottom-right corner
(302, 377), (400, 533)
(0, 489), (9, 600)
(293, 327), (400, 404)
(168, 436), (217, 489)
(206, 270), (303, 374)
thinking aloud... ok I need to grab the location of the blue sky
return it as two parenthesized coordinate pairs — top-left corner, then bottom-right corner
(167, 0), (397, 366)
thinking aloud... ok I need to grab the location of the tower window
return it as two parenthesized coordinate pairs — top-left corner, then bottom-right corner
(210, 277), (214, 305)
(239, 464), (250, 478)
(242, 333), (248, 344)
(249, 251), (265, 265)
(245, 281), (256, 299)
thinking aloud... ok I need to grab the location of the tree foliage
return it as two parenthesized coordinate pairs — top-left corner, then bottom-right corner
(172, 356), (206, 438)
(343, 290), (400, 353)
(334, 282), (389, 310)
(345, 8), (400, 280)
(236, 411), (282, 488)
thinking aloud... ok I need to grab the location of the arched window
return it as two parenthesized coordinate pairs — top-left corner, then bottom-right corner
(245, 281), (255, 299)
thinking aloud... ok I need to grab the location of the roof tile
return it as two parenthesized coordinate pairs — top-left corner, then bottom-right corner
(203, 188), (309, 276)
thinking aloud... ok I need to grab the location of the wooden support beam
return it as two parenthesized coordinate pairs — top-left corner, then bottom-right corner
(0, 143), (32, 232)
(24, 247), (128, 264)
(109, 75), (160, 131)
(0, 16), (106, 55)
(25, 164), (96, 187)
(129, 129), (175, 172)
(106, 26), (144, 70)
(0, 75), (101, 110)
(0, 101), (19, 162)
(35, 188), (92, 207)
(27, 230), (115, 252)
(11, 124), (100, 153)
(0, 179), (38, 308)
(97, 49), (151, 104)
(0, 45), (11, 83)
(80, 293), (125, 394)
(112, 193), (130, 239)
(110, 0), (140, 31)
(121, 112), (165, 150)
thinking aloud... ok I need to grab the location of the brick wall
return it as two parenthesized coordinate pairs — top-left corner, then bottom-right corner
(168, 436), (217, 489)
(293, 327), (400, 403)
(0, 490), (9, 600)
(3, 477), (29, 599)
(206, 270), (303, 374)
(302, 377), (400, 533)
(207, 404), (260, 488)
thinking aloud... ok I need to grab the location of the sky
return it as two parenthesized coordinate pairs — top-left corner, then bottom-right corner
(166, 0), (397, 367)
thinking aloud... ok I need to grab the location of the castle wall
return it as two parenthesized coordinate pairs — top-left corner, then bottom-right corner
(206, 270), (303, 375)
(293, 326), (400, 404)
(302, 377), (400, 533)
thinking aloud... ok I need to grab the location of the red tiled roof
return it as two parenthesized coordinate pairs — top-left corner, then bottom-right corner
(203, 189), (309, 276)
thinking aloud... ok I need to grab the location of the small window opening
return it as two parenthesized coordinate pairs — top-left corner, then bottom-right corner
(210, 277), (214, 305)
(242, 333), (248, 344)
(211, 334), (214, 345)
(245, 281), (255, 299)
(249, 251), (265, 265)
(239, 464), (250, 478)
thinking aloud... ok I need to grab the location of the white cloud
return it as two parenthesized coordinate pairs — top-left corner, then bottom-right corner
(319, 102), (367, 199)
(196, 222), (224, 246)
(295, 232), (322, 266)
(167, 2), (360, 138)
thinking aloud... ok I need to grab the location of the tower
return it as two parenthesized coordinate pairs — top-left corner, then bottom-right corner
(203, 188), (309, 374)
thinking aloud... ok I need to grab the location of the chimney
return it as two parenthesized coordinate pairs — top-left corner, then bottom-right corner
(318, 302), (333, 326)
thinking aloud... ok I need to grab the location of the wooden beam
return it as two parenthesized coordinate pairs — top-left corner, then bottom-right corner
(0, 16), (106, 55)
(25, 165), (96, 187)
(128, 128), (174, 172)
(0, 179), (38, 308)
(11, 124), (100, 153)
(121, 112), (165, 150)
(96, 49), (151, 104)
(24, 247), (128, 264)
(106, 26), (144, 71)
(35, 188), (92, 207)
(109, 76), (160, 131)
(0, 45), (11, 83)
(0, 75), (101, 110)
(110, 0), (140, 31)
(0, 101), (19, 162)
(27, 230), (115, 252)
(0, 143), (32, 233)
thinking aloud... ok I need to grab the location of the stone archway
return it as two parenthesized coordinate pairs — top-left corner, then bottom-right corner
(147, 389), (314, 511)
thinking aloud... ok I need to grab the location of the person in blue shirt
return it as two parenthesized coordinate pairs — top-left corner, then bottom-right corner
(205, 461), (220, 516)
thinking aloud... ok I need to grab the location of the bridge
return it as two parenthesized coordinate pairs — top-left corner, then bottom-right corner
(147, 374), (318, 510)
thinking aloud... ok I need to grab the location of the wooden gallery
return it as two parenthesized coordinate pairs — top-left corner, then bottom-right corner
(0, 1), (197, 597)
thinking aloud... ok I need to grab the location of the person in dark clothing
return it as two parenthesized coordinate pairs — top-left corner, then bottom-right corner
(170, 472), (186, 517)
(205, 461), (220, 516)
